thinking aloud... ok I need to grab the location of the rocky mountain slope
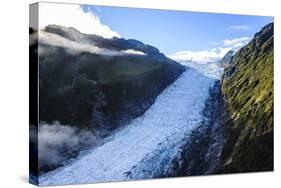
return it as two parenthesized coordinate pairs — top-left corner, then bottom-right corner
(219, 22), (274, 172)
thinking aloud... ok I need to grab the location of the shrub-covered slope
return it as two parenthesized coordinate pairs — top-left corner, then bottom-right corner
(220, 23), (273, 172)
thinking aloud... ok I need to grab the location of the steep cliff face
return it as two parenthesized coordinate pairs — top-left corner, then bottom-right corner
(219, 23), (273, 172)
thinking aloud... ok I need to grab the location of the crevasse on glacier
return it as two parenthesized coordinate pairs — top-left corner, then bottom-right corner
(39, 62), (223, 186)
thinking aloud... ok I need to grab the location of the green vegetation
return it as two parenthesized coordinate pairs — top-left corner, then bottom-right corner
(220, 23), (273, 172)
(78, 53), (171, 85)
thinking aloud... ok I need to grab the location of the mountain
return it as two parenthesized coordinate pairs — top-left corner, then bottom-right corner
(219, 23), (273, 172)
(30, 24), (185, 131)
(43, 25), (167, 60)
(30, 25), (185, 173)
(220, 50), (234, 68)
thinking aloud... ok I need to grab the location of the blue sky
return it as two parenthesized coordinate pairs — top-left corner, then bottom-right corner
(81, 5), (272, 56)
(39, 2), (273, 63)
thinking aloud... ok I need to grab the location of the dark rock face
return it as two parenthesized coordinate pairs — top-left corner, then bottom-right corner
(219, 22), (274, 173)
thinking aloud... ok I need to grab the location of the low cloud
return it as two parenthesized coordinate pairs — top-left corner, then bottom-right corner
(168, 47), (231, 64)
(168, 36), (251, 64)
(121, 49), (147, 56)
(222, 37), (251, 47)
(30, 121), (98, 172)
(38, 30), (146, 56)
(39, 2), (120, 38)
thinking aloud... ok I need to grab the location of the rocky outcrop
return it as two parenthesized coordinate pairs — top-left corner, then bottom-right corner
(220, 50), (234, 68)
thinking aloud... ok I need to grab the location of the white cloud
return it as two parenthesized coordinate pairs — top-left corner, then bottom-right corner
(121, 49), (147, 56)
(36, 121), (97, 169)
(223, 37), (251, 47)
(39, 2), (120, 38)
(168, 36), (251, 64)
(228, 25), (251, 31)
(38, 30), (145, 56)
(168, 47), (231, 64)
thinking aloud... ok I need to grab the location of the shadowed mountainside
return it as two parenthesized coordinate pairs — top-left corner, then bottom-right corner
(31, 25), (185, 130)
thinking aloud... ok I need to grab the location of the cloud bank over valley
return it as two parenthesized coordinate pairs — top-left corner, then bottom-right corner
(168, 36), (251, 64)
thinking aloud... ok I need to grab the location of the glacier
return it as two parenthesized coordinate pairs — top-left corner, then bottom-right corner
(39, 62), (222, 186)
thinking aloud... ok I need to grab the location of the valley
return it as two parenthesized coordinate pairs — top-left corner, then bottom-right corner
(30, 22), (273, 185)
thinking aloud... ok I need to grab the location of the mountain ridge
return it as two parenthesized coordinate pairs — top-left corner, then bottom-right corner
(43, 25), (169, 61)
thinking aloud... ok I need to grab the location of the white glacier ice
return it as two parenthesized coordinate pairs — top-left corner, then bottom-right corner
(181, 61), (223, 80)
(39, 62), (222, 186)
